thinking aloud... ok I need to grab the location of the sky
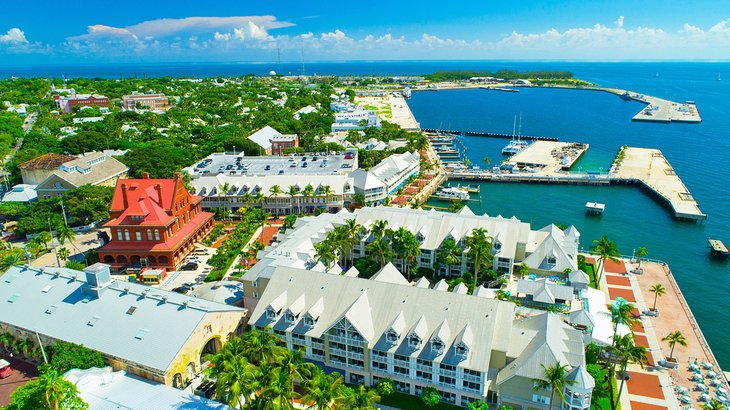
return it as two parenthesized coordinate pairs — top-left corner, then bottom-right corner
(2, 0), (730, 64)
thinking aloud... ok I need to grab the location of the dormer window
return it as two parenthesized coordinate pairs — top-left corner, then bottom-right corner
(416, 233), (424, 243)
(265, 307), (279, 320)
(493, 242), (502, 251)
(386, 330), (399, 345)
(285, 311), (297, 323)
(547, 255), (557, 265)
(431, 338), (445, 355)
(304, 315), (316, 328)
(455, 343), (469, 358)
(408, 334), (421, 349)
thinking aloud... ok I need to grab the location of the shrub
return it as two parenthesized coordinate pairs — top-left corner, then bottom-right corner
(376, 378), (395, 396)
(421, 386), (440, 407)
(45, 341), (104, 374)
(468, 400), (490, 410)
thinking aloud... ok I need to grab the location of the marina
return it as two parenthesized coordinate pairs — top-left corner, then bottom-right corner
(507, 140), (589, 172)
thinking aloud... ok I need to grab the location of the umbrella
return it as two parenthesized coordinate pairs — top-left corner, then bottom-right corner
(696, 383), (707, 390)
(700, 393), (711, 401)
(681, 395), (692, 403)
(690, 364), (700, 371)
(718, 387), (727, 396)
(704, 362), (715, 369)
(693, 373), (704, 381)
(708, 370), (717, 378)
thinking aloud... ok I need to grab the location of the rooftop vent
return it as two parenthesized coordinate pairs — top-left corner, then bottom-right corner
(127, 306), (138, 315)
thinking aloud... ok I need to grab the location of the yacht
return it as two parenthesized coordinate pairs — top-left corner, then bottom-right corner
(501, 114), (529, 156)
(436, 187), (470, 201)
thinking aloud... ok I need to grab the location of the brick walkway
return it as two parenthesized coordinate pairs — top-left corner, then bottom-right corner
(0, 356), (38, 407)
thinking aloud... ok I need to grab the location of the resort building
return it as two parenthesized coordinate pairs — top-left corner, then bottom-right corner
(122, 93), (169, 111)
(18, 153), (77, 185)
(241, 206), (581, 312)
(249, 266), (592, 408)
(1, 184), (37, 203)
(351, 151), (420, 202)
(332, 109), (381, 132)
(53, 92), (109, 113)
(0, 264), (247, 387)
(97, 173), (215, 271)
(192, 173), (355, 216)
(246, 126), (299, 155)
(35, 152), (129, 198)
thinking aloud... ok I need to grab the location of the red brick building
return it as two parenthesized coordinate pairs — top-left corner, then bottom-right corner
(53, 93), (109, 114)
(98, 173), (214, 272)
(270, 134), (299, 155)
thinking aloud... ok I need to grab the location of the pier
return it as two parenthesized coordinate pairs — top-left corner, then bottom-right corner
(508, 141), (589, 172)
(446, 146), (706, 222)
(421, 128), (558, 142)
(600, 88), (702, 123)
(612, 147), (706, 222)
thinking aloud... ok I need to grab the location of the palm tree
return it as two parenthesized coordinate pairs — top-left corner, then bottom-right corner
(262, 370), (297, 410)
(344, 219), (365, 268)
(343, 385), (381, 410)
(210, 355), (256, 409)
(36, 231), (52, 250)
(648, 283), (665, 311)
(0, 252), (20, 272)
(606, 300), (636, 403)
(592, 235), (620, 288)
(40, 368), (85, 410)
(287, 185), (300, 214)
(241, 192), (254, 210)
(437, 239), (461, 277)
(353, 193), (366, 207)
(303, 184), (315, 213)
(392, 228), (420, 281)
(703, 399), (726, 410)
(13, 338), (33, 358)
(319, 185), (333, 211)
(56, 224), (76, 248)
(370, 220), (388, 240)
(218, 182), (231, 210)
(241, 327), (284, 366)
(635, 246), (648, 268)
(0, 332), (15, 352)
(302, 369), (347, 410)
(314, 239), (337, 271)
(367, 237), (393, 269)
(465, 228), (493, 289)
(58, 247), (70, 262)
(613, 334), (648, 410)
(662, 330), (687, 362)
(269, 184), (283, 216)
(276, 349), (316, 405)
(533, 362), (573, 410)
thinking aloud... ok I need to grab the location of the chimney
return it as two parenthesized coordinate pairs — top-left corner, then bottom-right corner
(155, 184), (163, 205)
(142, 172), (150, 179)
(121, 183), (128, 208)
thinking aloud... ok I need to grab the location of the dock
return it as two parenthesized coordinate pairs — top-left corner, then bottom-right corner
(709, 240), (729, 258)
(585, 202), (605, 215)
(421, 128), (558, 142)
(612, 147), (706, 222)
(508, 141), (589, 172)
(602, 88), (702, 123)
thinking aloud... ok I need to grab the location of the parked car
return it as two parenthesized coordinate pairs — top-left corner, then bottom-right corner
(186, 256), (201, 263)
(264, 165), (271, 170)
(0, 359), (12, 379)
(179, 262), (198, 271)
(344, 153), (354, 159)
(302, 162), (308, 168)
(172, 286), (191, 294)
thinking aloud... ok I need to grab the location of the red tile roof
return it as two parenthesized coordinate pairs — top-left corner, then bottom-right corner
(100, 212), (213, 252)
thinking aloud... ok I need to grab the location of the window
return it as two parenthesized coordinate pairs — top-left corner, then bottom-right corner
(386, 330), (399, 344)
(117, 230), (123, 241)
(146, 230), (152, 241)
(463, 380), (481, 392)
(134, 329), (148, 340)
(304, 315), (315, 327)
(532, 394), (550, 404)
(311, 348), (325, 357)
(547, 255), (557, 265)
(285, 312), (296, 323)
(135, 231), (142, 241)
(408, 334), (421, 349)
(455, 342), (469, 358)
(253, 292), (259, 298)
(372, 361), (388, 371)
(394, 366), (409, 375)
(154, 230), (160, 241)
(416, 370), (432, 381)
(252, 280), (258, 287)
(431, 338), (444, 354)
(266, 307), (278, 320)
(124, 230), (130, 241)
(439, 375), (456, 386)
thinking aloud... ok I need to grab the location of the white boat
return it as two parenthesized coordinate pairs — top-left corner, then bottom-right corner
(402, 87), (412, 98)
(436, 187), (470, 201)
(502, 114), (529, 155)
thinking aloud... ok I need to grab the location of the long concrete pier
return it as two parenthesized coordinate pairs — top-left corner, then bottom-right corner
(598, 88), (702, 123)
(448, 147), (706, 222)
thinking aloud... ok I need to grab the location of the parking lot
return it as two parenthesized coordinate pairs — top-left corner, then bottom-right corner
(185, 151), (358, 178)
(155, 245), (215, 293)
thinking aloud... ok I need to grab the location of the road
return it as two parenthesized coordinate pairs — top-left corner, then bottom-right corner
(29, 229), (106, 267)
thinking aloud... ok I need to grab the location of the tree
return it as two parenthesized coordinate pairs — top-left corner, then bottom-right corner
(465, 227), (493, 289)
(421, 386), (441, 407)
(56, 224), (76, 248)
(45, 341), (104, 374)
(119, 140), (194, 178)
(344, 218), (365, 268)
(533, 362), (573, 410)
(662, 331), (687, 362)
(287, 185), (300, 214)
(283, 214), (297, 230)
(449, 199), (465, 213)
(302, 369), (347, 410)
(703, 399), (726, 410)
(210, 355), (255, 409)
(36, 231), (52, 250)
(592, 235), (620, 288)
(275, 348), (316, 405)
(635, 246), (648, 268)
(437, 239), (461, 277)
(370, 219), (388, 240)
(240, 327), (284, 366)
(58, 247), (70, 262)
(648, 283), (666, 311)
(0, 252), (21, 271)
(13, 338), (34, 358)
(5, 368), (88, 410)
(613, 334), (647, 409)
(261, 370), (297, 410)
(468, 400), (490, 410)
(0, 331), (16, 351)
(376, 378), (395, 397)
(366, 237), (393, 269)
(343, 385), (380, 410)
(314, 239), (337, 271)
(392, 227), (420, 281)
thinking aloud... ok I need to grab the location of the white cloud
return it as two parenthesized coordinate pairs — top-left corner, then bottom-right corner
(0, 28), (28, 44)
(710, 19), (730, 33)
(615, 16), (625, 29)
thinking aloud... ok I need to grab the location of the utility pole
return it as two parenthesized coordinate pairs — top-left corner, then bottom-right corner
(34, 328), (48, 364)
(48, 218), (60, 267)
(60, 199), (68, 226)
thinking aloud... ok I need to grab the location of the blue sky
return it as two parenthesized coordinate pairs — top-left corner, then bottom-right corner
(2, 0), (730, 63)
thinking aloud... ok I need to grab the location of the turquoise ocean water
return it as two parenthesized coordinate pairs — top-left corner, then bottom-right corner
(408, 63), (730, 367)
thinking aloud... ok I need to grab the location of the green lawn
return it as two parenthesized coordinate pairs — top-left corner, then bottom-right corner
(584, 262), (599, 289)
(378, 392), (462, 410)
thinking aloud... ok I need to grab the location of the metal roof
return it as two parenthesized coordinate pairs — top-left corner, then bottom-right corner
(0, 265), (245, 372)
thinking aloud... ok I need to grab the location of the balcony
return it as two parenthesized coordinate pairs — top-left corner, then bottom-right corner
(328, 334), (365, 346)
(416, 364), (433, 372)
(439, 369), (457, 378)
(394, 359), (410, 368)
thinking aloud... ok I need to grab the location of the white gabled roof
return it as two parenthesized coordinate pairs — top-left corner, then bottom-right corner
(414, 277), (431, 288)
(371, 262), (409, 286)
(247, 126), (281, 151)
(566, 365), (595, 389)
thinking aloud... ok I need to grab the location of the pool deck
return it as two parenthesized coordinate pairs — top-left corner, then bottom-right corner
(612, 147), (706, 221)
(595, 257), (728, 409)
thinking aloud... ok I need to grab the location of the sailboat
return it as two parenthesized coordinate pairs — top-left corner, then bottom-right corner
(718, 73), (722, 82)
(502, 114), (529, 155)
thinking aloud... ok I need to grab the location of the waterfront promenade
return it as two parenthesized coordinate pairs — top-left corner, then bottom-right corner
(593, 257), (728, 409)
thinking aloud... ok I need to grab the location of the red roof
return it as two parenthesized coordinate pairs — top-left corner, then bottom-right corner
(99, 211), (213, 252)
